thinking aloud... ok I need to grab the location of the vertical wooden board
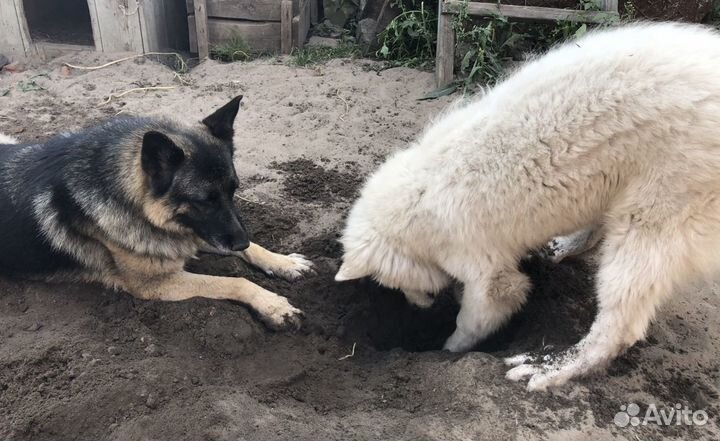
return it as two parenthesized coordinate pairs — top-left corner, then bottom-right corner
(188, 15), (198, 53)
(13, 0), (34, 55)
(294, 0), (310, 49)
(281, 0), (293, 54)
(88, 0), (105, 51)
(0, 1), (29, 57)
(139, 0), (165, 51)
(138, 1), (157, 51)
(310, 0), (318, 25)
(94, 0), (144, 52)
(195, 0), (210, 59)
(435, 8), (455, 88)
(598, 0), (619, 12)
(126, 0), (146, 52)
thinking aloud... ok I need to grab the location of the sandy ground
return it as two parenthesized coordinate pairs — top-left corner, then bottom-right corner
(0, 53), (718, 441)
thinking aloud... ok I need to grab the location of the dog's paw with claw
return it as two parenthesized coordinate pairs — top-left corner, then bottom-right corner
(256, 294), (304, 331)
(263, 253), (315, 281)
(539, 239), (568, 263)
(504, 352), (579, 391)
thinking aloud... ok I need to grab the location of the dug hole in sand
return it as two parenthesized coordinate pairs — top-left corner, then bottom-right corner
(0, 53), (718, 440)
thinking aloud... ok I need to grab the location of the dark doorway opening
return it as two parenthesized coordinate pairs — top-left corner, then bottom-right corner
(24, 0), (95, 46)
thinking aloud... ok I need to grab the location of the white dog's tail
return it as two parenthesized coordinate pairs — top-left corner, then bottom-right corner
(0, 133), (18, 144)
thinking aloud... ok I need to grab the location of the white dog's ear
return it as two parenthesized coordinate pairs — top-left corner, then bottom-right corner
(335, 260), (369, 282)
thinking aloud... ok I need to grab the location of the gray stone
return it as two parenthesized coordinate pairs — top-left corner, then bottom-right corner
(356, 18), (378, 47)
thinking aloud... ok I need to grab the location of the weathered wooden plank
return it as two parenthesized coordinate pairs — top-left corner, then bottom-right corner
(435, 8), (454, 88)
(188, 15), (198, 53)
(310, 0), (318, 25)
(281, 1), (293, 54)
(125, 0), (146, 52)
(598, 0), (619, 12)
(93, 0), (144, 52)
(186, 0), (282, 21)
(442, 1), (618, 23)
(14, 0), (34, 56)
(295, 0), (310, 49)
(188, 18), (282, 53)
(0, 0), (31, 57)
(194, 0), (210, 59)
(139, 0), (164, 51)
(87, 0), (104, 51)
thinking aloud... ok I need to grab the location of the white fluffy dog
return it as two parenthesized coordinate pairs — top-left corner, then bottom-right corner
(336, 23), (720, 391)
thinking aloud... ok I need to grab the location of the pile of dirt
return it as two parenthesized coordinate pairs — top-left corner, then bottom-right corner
(271, 159), (364, 204)
(191, 211), (597, 356)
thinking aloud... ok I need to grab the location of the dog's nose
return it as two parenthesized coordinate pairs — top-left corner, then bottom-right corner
(231, 238), (250, 252)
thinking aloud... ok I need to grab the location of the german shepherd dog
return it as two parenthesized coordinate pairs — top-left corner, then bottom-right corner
(0, 96), (312, 330)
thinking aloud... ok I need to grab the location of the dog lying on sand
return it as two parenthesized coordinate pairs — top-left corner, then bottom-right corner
(336, 23), (720, 390)
(0, 96), (312, 330)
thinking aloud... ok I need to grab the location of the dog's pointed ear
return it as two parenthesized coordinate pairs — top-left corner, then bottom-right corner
(141, 131), (185, 195)
(335, 260), (370, 282)
(202, 95), (243, 141)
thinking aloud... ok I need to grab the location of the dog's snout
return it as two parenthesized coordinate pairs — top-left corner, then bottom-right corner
(231, 237), (250, 251)
(216, 232), (248, 252)
(229, 223), (250, 251)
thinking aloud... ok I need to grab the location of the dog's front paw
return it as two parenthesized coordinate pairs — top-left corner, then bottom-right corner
(540, 239), (567, 263)
(504, 352), (578, 391)
(255, 294), (304, 331)
(443, 329), (477, 353)
(265, 253), (315, 281)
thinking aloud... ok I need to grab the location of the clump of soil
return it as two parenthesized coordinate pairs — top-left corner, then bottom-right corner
(272, 159), (364, 204)
(235, 199), (299, 250)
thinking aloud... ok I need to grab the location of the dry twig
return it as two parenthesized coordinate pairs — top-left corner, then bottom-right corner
(335, 90), (350, 121)
(99, 86), (175, 106)
(337, 343), (357, 361)
(64, 52), (186, 73)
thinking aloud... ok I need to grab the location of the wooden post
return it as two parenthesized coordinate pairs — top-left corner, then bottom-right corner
(296, 0), (309, 49)
(194, 0), (210, 59)
(310, 0), (319, 25)
(598, 0), (619, 12)
(281, 0), (293, 54)
(435, 1), (455, 88)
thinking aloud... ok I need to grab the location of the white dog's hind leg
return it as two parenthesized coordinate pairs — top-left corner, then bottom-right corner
(543, 225), (602, 263)
(506, 222), (682, 391)
(445, 267), (530, 352)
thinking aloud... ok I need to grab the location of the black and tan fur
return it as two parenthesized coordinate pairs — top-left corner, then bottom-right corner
(0, 96), (312, 329)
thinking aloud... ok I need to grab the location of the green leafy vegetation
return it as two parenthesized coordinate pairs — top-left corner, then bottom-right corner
(16, 74), (49, 92)
(209, 37), (251, 62)
(289, 42), (361, 67)
(377, 0), (437, 69)
(377, 0), (622, 91)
